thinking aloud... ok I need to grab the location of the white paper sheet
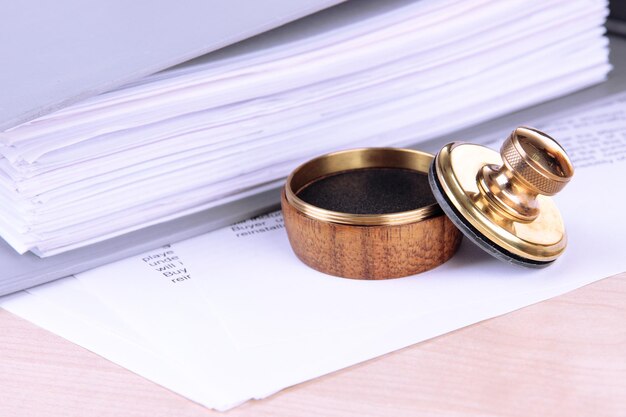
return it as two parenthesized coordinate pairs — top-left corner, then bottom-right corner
(2, 92), (625, 411)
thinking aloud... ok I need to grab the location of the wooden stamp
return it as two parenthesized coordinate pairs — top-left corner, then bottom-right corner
(281, 148), (462, 279)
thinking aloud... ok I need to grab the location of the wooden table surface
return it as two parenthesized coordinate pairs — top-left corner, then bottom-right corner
(1, 272), (625, 417)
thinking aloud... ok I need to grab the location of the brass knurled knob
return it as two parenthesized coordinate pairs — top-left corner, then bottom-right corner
(476, 127), (575, 223)
(500, 127), (574, 196)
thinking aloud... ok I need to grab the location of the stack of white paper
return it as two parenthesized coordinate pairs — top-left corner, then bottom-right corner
(0, 0), (611, 256)
(2, 93), (626, 411)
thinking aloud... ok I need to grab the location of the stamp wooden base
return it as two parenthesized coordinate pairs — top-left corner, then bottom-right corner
(282, 190), (462, 279)
(281, 148), (463, 279)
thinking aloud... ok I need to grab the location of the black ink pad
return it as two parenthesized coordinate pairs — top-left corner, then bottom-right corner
(296, 168), (436, 215)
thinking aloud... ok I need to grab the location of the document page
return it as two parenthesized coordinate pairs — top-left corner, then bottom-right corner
(2, 91), (625, 411)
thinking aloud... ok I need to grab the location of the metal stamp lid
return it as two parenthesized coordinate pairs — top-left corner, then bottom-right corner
(428, 127), (575, 267)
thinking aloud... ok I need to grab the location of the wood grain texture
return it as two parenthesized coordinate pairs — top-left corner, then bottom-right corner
(281, 191), (463, 279)
(1, 273), (625, 417)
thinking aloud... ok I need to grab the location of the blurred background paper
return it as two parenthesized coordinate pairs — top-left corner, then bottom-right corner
(0, 0), (343, 130)
(1, 0), (611, 257)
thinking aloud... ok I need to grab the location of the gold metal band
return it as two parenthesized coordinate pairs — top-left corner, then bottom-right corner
(285, 148), (442, 226)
